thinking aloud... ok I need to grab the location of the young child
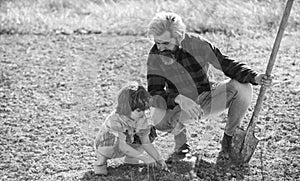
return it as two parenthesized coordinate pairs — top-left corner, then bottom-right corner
(94, 83), (167, 175)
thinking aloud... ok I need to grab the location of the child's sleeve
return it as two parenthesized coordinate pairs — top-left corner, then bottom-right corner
(107, 115), (127, 142)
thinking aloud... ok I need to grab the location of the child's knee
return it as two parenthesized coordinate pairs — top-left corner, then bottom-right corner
(95, 153), (108, 165)
(94, 164), (107, 175)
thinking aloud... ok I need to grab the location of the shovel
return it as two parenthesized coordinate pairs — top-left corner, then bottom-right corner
(231, 0), (294, 164)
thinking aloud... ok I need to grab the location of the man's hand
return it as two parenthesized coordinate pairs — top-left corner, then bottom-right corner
(175, 94), (203, 120)
(255, 74), (272, 87)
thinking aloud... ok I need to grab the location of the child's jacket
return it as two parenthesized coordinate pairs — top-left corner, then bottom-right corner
(94, 111), (151, 149)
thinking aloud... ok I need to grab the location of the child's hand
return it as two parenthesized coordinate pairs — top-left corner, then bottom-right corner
(156, 160), (169, 171)
(142, 156), (157, 167)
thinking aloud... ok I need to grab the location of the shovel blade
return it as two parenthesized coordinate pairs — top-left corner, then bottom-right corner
(231, 127), (259, 164)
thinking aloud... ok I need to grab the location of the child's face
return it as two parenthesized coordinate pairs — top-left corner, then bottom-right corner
(130, 108), (145, 120)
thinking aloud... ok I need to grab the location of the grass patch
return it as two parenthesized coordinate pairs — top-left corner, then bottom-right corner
(0, 0), (299, 35)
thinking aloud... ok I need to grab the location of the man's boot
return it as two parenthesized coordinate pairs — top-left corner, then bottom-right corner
(220, 132), (233, 159)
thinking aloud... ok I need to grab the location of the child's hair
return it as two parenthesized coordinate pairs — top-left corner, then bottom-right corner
(116, 83), (150, 117)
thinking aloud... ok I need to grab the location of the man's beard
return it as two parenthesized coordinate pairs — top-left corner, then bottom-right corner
(158, 46), (179, 65)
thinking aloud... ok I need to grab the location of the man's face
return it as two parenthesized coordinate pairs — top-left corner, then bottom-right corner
(153, 31), (177, 52)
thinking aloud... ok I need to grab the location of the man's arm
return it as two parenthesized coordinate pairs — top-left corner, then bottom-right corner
(147, 50), (179, 109)
(208, 43), (259, 85)
(147, 74), (180, 109)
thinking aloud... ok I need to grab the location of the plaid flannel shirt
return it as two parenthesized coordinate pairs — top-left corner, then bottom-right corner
(147, 32), (258, 109)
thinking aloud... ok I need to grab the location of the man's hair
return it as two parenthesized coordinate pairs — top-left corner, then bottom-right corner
(116, 83), (150, 117)
(148, 12), (186, 42)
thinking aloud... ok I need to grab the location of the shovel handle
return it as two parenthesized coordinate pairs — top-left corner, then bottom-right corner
(249, 0), (294, 127)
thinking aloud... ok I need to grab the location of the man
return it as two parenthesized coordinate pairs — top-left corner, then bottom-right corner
(146, 12), (272, 157)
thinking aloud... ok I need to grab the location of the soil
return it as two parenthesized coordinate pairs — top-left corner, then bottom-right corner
(0, 32), (299, 181)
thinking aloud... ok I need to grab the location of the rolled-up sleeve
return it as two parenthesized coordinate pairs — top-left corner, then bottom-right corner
(209, 43), (258, 85)
(108, 117), (127, 141)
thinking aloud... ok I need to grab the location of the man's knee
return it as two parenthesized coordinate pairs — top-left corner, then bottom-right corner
(150, 106), (183, 132)
(150, 107), (167, 130)
(228, 79), (253, 103)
